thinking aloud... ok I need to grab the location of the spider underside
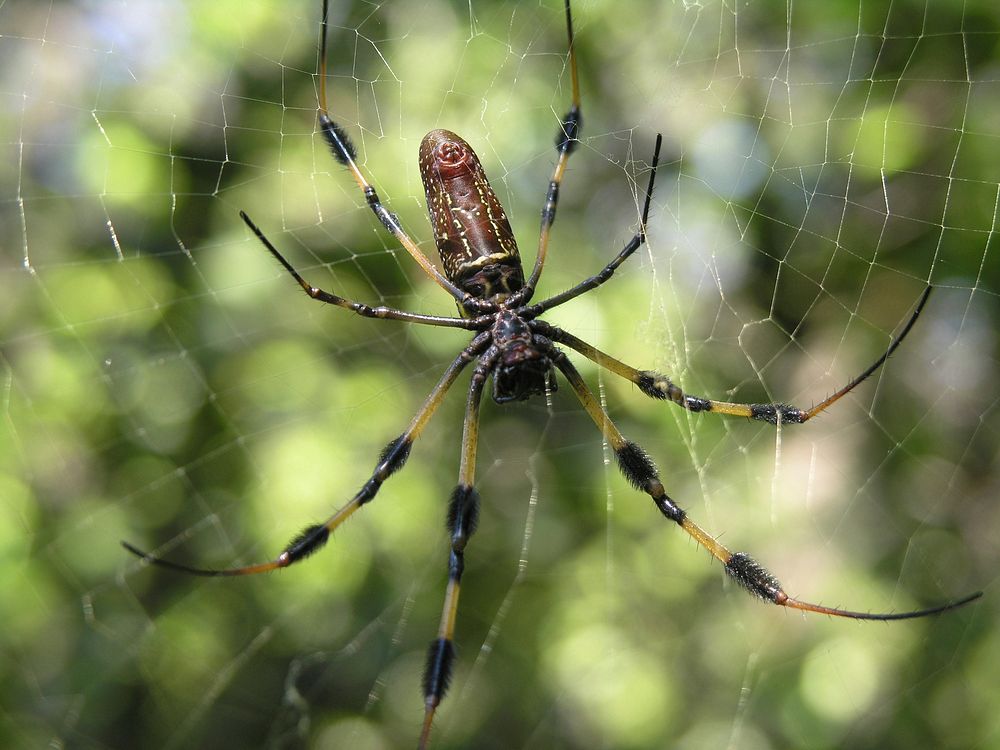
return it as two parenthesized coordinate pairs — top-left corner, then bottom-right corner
(123, 1), (982, 747)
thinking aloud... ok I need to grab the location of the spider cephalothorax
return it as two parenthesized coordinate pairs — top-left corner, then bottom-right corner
(489, 309), (556, 403)
(420, 129), (555, 403)
(123, 2), (981, 748)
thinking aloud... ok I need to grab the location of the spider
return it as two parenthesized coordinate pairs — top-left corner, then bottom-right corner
(124, 1), (982, 747)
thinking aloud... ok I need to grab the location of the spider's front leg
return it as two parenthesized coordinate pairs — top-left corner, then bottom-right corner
(239, 211), (482, 330)
(524, 134), (663, 314)
(549, 348), (981, 621)
(419, 353), (494, 750)
(312, 1), (472, 307)
(540, 284), (933, 425)
(514, 0), (584, 303)
(122, 335), (489, 577)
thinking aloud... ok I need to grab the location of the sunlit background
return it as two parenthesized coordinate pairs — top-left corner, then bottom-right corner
(2, 1), (998, 748)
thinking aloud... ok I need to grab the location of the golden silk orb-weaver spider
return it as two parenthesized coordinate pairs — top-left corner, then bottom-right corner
(123, 1), (982, 746)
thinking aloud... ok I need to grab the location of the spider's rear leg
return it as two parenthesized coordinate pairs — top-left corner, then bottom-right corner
(419, 357), (492, 750)
(551, 348), (982, 621)
(122, 338), (487, 578)
(542, 285), (932, 425)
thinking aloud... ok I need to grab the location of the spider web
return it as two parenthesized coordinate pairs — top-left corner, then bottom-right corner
(2, 0), (997, 748)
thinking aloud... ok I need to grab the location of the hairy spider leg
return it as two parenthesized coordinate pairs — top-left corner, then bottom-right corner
(551, 350), (982, 620)
(315, 0), (474, 308)
(538, 284), (932, 425)
(238, 210), (483, 330)
(525, 134), (663, 316)
(516, 0), (583, 303)
(122, 336), (489, 576)
(419, 354), (494, 750)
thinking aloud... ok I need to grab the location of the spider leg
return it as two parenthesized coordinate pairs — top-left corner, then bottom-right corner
(240, 211), (487, 330)
(550, 348), (982, 620)
(122, 334), (490, 577)
(315, 1), (473, 309)
(540, 286), (932, 424)
(525, 134), (662, 316)
(516, 0), (583, 303)
(419, 353), (494, 750)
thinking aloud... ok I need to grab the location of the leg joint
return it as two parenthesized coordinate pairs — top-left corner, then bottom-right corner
(750, 403), (805, 425)
(281, 524), (331, 564)
(725, 552), (784, 602)
(319, 114), (357, 165)
(615, 441), (659, 490)
(447, 485), (481, 549)
(556, 105), (582, 154)
(448, 549), (465, 580)
(654, 495), (686, 524)
(377, 434), (412, 478)
(422, 638), (456, 703)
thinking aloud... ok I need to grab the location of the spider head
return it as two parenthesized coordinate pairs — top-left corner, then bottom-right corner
(491, 311), (556, 403)
(492, 346), (555, 403)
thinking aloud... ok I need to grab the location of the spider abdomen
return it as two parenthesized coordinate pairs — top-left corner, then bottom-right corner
(419, 129), (524, 300)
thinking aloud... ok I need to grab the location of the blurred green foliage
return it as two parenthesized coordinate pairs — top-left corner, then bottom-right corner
(2, 1), (997, 748)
